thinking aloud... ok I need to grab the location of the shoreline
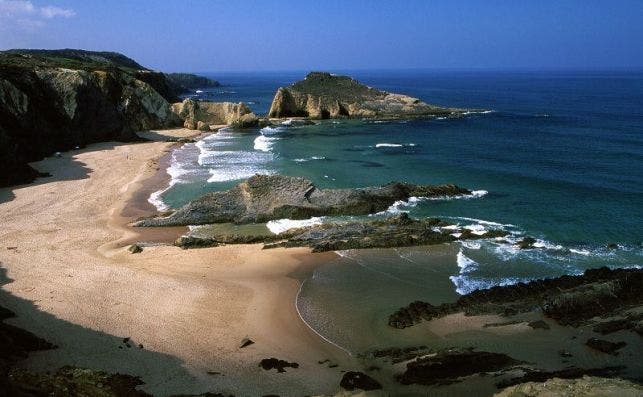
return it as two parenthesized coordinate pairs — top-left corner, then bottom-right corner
(0, 128), (351, 396)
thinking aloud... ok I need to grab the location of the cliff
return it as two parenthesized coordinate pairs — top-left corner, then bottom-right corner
(268, 71), (468, 119)
(171, 98), (259, 130)
(0, 50), (187, 186)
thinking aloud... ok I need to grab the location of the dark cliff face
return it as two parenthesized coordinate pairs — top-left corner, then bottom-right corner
(0, 50), (182, 187)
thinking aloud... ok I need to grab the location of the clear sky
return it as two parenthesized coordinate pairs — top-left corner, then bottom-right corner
(1, 0), (642, 72)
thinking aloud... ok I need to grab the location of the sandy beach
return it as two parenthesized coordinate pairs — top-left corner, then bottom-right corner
(0, 129), (351, 396)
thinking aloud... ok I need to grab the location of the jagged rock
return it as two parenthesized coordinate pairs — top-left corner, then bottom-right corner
(128, 244), (143, 254)
(265, 215), (456, 252)
(268, 72), (472, 119)
(0, 49), (183, 187)
(396, 349), (521, 386)
(517, 236), (537, 249)
(585, 338), (626, 355)
(339, 371), (382, 391)
(258, 358), (299, 373)
(171, 99), (257, 130)
(135, 174), (471, 227)
(8, 366), (152, 396)
(495, 374), (636, 395)
(389, 267), (643, 329)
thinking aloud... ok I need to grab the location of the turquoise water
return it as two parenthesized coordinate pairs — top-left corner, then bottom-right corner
(155, 70), (643, 352)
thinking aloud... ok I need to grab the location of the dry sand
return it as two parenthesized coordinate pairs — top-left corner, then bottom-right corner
(0, 128), (352, 397)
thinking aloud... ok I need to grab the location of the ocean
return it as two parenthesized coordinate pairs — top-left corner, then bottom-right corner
(151, 70), (643, 353)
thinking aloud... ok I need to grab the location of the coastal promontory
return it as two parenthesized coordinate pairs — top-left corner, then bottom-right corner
(268, 71), (468, 119)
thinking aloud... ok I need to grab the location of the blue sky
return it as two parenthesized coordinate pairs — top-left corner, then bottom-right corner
(1, 0), (642, 72)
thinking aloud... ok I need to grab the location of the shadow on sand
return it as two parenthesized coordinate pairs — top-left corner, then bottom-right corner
(0, 264), (223, 396)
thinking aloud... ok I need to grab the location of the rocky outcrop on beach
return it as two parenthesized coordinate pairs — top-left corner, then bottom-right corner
(171, 98), (260, 130)
(135, 174), (472, 227)
(396, 349), (521, 386)
(388, 267), (643, 329)
(493, 376), (643, 397)
(268, 71), (470, 119)
(0, 49), (185, 187)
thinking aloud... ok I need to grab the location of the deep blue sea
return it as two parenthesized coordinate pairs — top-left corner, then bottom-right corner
(152, 70), (643, 352)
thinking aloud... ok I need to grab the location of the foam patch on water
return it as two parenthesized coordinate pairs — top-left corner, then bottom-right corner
(254, 135), (279, 152)
(293, 156), (326, 163)
(267, 217), (324, 234)
(375, 142), (417, 148)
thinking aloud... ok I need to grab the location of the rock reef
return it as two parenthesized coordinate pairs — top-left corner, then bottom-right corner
(388, 267), (643, 329)
(268, 71), (470, 119)
(135, 174), (471, 227)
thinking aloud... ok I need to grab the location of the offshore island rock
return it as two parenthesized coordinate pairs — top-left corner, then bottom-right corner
(268, 71), (474, 119)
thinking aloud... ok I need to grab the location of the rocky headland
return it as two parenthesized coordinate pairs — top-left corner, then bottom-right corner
(268, 71), (472, 119)
(0, 49), (250, 187)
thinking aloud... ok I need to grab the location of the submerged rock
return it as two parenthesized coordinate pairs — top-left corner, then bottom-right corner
(389, 267), (643, 329)
(268, 71), (472, 119)
(339, 371), (382, 391)
(585, 338), (626, 355)
(135, 174), (471, 227)
(396, 349), (521, 386)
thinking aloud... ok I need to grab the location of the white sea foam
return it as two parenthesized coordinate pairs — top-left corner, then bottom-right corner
(462, 110), (495, 115)
(260, 125), (285, 135)
(456, 249), (478, 272)
(254, 135), (279, 152)
(148, 188), (170, 211)
(207, 165), (274, 183)
(267, 217), (324, 234)
(460, 241), (481, 250)
(376, 143), (404, 148)
(293, 156), (326, 163)
(569, 248), (592, 256)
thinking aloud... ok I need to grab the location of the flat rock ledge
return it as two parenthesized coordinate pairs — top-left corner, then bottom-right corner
(174, 213), (508, 252)
(388, 267), (643, 329)
(135, 174), (471, 227)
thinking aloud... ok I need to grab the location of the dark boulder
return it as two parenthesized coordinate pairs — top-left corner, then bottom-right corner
(340, 371), (382, 391)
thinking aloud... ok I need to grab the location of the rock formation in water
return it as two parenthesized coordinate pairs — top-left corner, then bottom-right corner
(388, 267), (643, 329)
(171, 98), (260, 130)
(268, 71), (471, 119)
(135, 174), (471, 227)
(174, 213), (509, 251)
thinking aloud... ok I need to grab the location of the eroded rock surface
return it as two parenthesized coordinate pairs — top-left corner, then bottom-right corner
(268, 72), (471, 119)
(494, 375), (642, 397)
(171, 98), (259, 130)
(389, 267), (643, 329)
(0, 49), (183, 186)
(136, 174), (471, 227)
(396, 349), (521, 386)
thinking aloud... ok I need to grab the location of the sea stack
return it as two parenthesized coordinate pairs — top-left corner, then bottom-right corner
(268, 71), (469, 119)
